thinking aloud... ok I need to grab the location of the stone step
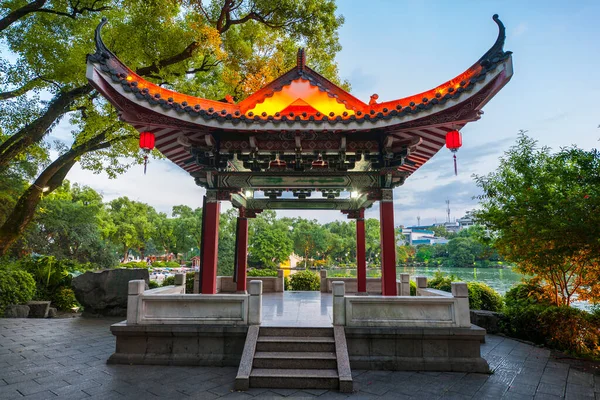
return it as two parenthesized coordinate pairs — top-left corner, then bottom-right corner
(255, 336), (336, 353)
(249, 368), (339, 389)
(253, 351), (337, 369)
(259, 327), (334, 337)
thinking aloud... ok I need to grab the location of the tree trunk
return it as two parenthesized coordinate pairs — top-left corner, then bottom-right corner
(0, 84), (92, 170)
(0, 0), (47, 32)
(123, 246), (129, 262)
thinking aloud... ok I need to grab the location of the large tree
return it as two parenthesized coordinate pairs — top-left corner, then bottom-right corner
(474, 133), (600, 306)
(0, 0), (345, 255)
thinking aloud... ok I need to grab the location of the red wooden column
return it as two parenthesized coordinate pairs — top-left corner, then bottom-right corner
(201, 190), (220, 294)
(379, 189), (397, 296)
(235, 207), (249, 292)
(356, 208), (367, 293)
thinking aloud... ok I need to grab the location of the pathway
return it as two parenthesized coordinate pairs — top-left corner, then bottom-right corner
(0, 318), (598, 399)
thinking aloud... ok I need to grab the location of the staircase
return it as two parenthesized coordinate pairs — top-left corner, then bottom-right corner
(235, 326), (352, 393)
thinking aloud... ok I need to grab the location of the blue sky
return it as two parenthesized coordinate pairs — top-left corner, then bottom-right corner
(61, 1), (600, 226)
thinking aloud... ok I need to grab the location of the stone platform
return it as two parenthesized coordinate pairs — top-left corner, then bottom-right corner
(1, 317), (598, 399)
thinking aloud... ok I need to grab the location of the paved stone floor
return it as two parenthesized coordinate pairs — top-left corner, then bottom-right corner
(1, 318), (599, 399)
(262, 292), (332, 327)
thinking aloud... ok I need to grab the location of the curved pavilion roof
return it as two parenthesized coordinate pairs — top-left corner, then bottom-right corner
(86, 15), (513, 185)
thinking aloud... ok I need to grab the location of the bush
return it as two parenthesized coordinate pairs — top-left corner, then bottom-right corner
(467, 282), (503, 312)
(288, 270), (320, 291)
(162, 276), (175, 286)
(284, 276), (290, 291)
(410, 280), (416, 296)
(17, 256), (73, 301)
(121, 261), (148, 269)
(503, 303), (600, 358)
(148, 280), (160, 289)
(0, 269), (36, 314)
(505, 279), (553, 308)
(247, 269), (278, 277)
(52, 287), (78, 311)
(186, 272), (195, 293)
(428, 271), (503, 311)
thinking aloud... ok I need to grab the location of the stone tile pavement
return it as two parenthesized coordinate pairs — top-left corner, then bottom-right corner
(0, 318), (598, 399)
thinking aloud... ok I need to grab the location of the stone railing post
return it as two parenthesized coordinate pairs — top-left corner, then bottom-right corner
(400, 273), (410, 296)
(416, 276), (427, 296)
(127, 280), (145, 325)
(320, 270), (328, 293)
(452, 282), (471, 327)
(276, 269), (284, 292)
(333, 281), (346, 326)
(248, 280), (263, 325)
(174, 273), (186, 293)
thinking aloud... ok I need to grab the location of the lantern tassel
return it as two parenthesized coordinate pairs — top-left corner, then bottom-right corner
(144, 155), (148, 175)
(453, 153), (457, 176)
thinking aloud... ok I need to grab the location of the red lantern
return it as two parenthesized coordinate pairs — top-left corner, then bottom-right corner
(445, 130), (462, 176)
(139, 132), (155, 174)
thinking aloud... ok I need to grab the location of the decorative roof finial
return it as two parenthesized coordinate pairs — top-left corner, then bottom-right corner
(478, 14), (512, 66)
(297, 48), (306, 72)
(88, 17), (112, 63)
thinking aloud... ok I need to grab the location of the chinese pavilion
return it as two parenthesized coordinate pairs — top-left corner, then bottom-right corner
(87, 15), (512, 297)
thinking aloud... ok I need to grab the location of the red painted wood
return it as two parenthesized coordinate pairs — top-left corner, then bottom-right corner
(356, 209), (366, 293)
(236, 213), (249, 292)
(379, 200), (397, 296)
(201, 200), (220, 294)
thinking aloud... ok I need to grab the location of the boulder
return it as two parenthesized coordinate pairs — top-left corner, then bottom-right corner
(48, 307), (57, 318)
(27, 301), (50, 318)
(72, 269), (149, 316)
(470, 309), (503, 334)
(4, 305), (30, 318)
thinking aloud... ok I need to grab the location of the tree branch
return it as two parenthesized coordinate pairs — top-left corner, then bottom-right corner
(0, 76), (45, 100)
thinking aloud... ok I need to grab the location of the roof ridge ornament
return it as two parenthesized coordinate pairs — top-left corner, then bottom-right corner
(478, 14), (512, 67)
(297, 48), (306, 73)
(87, 17), (113, 64)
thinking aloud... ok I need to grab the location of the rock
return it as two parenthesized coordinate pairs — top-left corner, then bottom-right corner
(48, 307), (57, 318)
(72, 269), (149, 317)
(470, 309), (503, 334)
(4, 305), (30, 318)
(27, 301), (51, 318)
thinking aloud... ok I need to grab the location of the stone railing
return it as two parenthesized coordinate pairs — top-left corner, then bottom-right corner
(127, 274), (263, 326)
(216, 269), (284, 293)
(332, 276), (471, 328)
(320, 270), (411, 296)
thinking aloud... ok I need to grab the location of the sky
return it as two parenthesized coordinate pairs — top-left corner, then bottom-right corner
(52, 0), (600, 226)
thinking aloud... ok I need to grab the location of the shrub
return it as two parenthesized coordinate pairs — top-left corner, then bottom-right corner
(52, 287), (78, 311)
(148, 280), (160, 289)
(121, 261), (149, 269)
(0, 269), (36, 314)
(410, 280), (416, 296)
(467, 282), (503, 312)
(503, 303), (600, 358)
(288, 270), (320, 291)
(17, 256), (72, 300)
(186, 272), (195, 293)
(284, 276), (290, 291)
(247, 269), (278, 277)
(162, 276), (175, 286)
(505, 279), (553, 308)
(428, 271), (503, 311)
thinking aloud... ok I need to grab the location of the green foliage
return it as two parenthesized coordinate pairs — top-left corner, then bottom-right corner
(247, 269), (278, 277)
(148, 280), (160, 289)
(51, 287), (78, 311)
(428, 271), (503, 311)
(17, 256), (76, 300)
(0, 268), (36, 314)
(120, 261), (149, 269)
(152, 261), (180, 269)
(284, 276), (290, 291)
(186, 272), (195, 293)
(249, 211), (293, 268)
(410, 280), (416, 296)
(504, 279), (554, 308)
(162, 276), (175, 286)
(288, 270), (320, 291)
(475, 133), (600, 305)
(467, 282), (503, 312)
(503, 303), (599, 359)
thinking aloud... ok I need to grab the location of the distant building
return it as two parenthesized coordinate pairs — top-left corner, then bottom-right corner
(401, 228), (449, 246)
(458, 210), (477, 230)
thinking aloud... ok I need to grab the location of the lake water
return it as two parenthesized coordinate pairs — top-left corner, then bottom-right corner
(329, 266), (525, 295)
